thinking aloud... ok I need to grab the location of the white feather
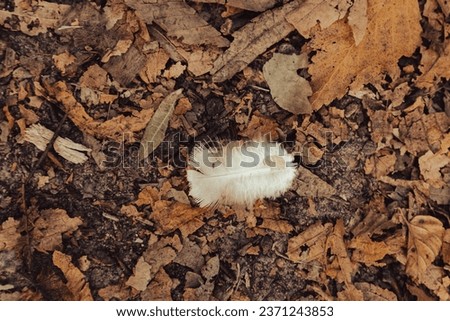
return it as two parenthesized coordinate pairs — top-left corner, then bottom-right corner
(186, 140), (297, 207)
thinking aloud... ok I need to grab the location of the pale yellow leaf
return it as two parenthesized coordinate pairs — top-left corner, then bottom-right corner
(138, 89), (183, 160)
(263, 53), (312, 114)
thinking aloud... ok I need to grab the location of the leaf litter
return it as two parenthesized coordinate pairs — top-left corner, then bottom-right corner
(0, 0), (449, 301)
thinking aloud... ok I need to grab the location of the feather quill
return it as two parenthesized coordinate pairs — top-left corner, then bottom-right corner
(186, 140), (297, 207)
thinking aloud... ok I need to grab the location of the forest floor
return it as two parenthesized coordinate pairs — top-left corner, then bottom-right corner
(0, 0), (449, 300)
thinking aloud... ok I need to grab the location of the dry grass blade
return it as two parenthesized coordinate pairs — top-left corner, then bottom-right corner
(138, 89), (183, 161)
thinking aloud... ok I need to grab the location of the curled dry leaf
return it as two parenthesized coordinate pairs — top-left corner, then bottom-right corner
(210, 1), (300, 82)
(263, 53), (312, 115)
(52, 251), (93, 300)
(46, 81), (154, 142)
(193, 0), (277, 12)
(24, 124), (91, 164)
(138, 89), (183, 161)
(405, 215), (445, 282)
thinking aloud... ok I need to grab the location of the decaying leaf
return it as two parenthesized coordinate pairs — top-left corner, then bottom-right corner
(405, 215), (445, 282)
(24, 124), (91, 164)
(347, 0), (368, 45)
(125, 0), (229, 48)
(151, 200), (208, 234)
(354, 282), (397, 300)
(286, 0), (351, 39)
(193, 0), (277, 12)
(287, 222), (333, 263)
(210, 1), (300, 82)
(141, 269), (174, 301)
(32, 208), (82, 253)
(295, 166), (337, 198)
(263, 53), (312, 114)
(0, 218), (21, 251)
(46, 81), (154, 142)
(0, 0), (70, 36)
(138, 89), (183, 161)
(308, 0), (421, 110)
(127, 235), (181, 291)
(416, 43), (450, 89)
(52, 251), (93, 300)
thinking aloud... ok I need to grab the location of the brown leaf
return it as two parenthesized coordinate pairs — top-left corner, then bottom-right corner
(295, 166), (337, 198)
(52, 250), (93, 300)
(405, 215), (445, 282)
(127, 234), (181, 291)
(210, 1), (300, 82)
(0, 218), (21, 251)
(0, 0), (70, 36)
(416, 43), (450, 90)
(125, 0), (229, 48)
(138, 89), (183, 160)
(443, 229), (450, 265)
(152, 200), (208, 235)
(354, 282), (397, 300)
(349, 232), (404, 267)
(263, 53), (312, 114)
(308, 0), (421, 110)
(286, 0), (351, 39)
(46, 81), (155, 142)
(347, 0), (368, 45)
(326, 219), (362, 300)
(141, 269), (174, 300)
(32, 208), (82, 252)
(193, 0), (277, 12)
(287, 222), (333, 262)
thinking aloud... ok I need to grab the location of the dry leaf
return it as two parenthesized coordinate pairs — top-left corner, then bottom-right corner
(152, 200), (208, 234)
(286, 0), (351, 38)
(138, 89), (183, 161)
(295, 166), (336, 198)
(443, 229), (450, 265)
(52, 52), (76, 74)
(52, 250), (93, 300)
(193, 0), (276, 12)
(354, 282), (397, 300)
(127, 235), (181, 291)
(347, 0), (368, 45)
(287, 222), (333, 262)
(24, 124), (91, 164)
(126, 257), (152, 291)
(32, 208), (82, 252)
(0, 0), (70, 36)
(46, 81), (154, 142)
(98, 284), (133, 301)
(308, 0), (421, 110)
(210, 1), (300, 82)
(416, 43), (450, 89)
(125, 0), (229, 48)
(405, 215), (445, 282)
(141, 269), (174, 300)
(263, 53), (312, 114)
(0, 218), (21, 251)
(139, 48), (170, 84)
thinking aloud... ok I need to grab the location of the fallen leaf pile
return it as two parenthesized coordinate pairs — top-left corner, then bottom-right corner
(0, 0), (449, 301)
